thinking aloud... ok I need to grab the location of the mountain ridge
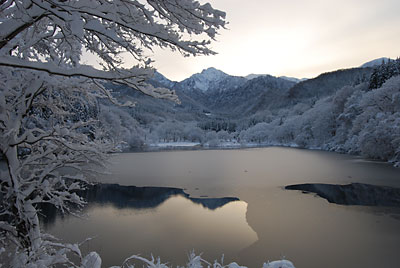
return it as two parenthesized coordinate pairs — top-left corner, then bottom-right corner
(152, 56), (388, 88)
(360, 57), (392, 68)
(147, 61), (378, 116)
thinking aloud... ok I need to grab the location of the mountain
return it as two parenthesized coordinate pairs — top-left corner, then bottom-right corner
(209, 75), (296, 115)
(180, 67), (372, 117)
(158, 68), (297, 116)
(171, 67), (248, 112)
(104, 80), (209, 124)
(246, 74), (306, 83)
(287, 67), (373, 101)
(177, 67), (231, 92)
(360, 57), (392, 68)
(150, 71), (176, 88)
(245, 74), (264, 80)
(279, 76), (308, 83)
(107, 65), (376, 122)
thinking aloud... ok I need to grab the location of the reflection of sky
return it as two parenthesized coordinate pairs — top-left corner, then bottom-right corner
(134, 0), (400, 81)
(44, 196), (257, 267)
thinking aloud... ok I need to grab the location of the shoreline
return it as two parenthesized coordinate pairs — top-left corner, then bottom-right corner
(122, 142), (399, 167)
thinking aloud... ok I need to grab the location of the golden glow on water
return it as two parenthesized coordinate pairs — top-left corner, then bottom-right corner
(45, 196), (257, 267)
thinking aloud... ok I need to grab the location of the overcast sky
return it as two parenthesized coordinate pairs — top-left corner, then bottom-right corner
(150, 0), (400, 81)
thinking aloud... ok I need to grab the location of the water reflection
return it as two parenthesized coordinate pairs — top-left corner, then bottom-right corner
(41, 184), (257, 267)
(285, 183), (400, 207)
(80, 183), (239, 210)
(41, 183), (239, 226)
(42, 148), (400, 268)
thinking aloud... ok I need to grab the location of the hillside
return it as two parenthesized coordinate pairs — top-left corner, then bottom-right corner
(99, 59), (400, 167)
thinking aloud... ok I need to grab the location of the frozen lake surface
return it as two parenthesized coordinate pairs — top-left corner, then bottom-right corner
(43, 147), (400, 267)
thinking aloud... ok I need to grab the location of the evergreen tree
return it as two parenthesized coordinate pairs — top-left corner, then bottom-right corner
(369, 58), (400, 89)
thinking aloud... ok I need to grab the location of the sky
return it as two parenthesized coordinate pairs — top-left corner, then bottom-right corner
(149, 0), (400, 81)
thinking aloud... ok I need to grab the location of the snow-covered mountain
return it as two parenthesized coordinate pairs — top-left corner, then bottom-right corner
(360, 57), (392, 68)
(279, 76), (308, 83)
(146, 66), (372, 116)
(246, 74), (306, 83)
(245, 73), (264, 80)
(208, 74), (296, 115)
(288, 67), (373, 100)
(151, 71), (176, 88)
(112, 64), (376, 118)
(178, 67), (231, 92)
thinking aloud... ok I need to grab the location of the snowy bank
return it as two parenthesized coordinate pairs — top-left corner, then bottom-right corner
(149, 142), (202, 148)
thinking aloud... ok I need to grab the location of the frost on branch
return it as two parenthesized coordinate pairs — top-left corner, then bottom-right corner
(0, 0), (226, 100)
(0, 0), (226, 266)
(0, 68), (114, 266)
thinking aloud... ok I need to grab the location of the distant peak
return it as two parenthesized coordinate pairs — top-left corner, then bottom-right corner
(361, 57), (392, 68)
(279, 76), (308, 83)
(200, 67), (227, 75)
(181, 67), (230, 92)
(245, 74), (265, 80)
(203, 67), (218, 72)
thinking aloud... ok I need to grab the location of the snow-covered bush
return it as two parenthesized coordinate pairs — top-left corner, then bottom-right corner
(112, 252), (295, 268)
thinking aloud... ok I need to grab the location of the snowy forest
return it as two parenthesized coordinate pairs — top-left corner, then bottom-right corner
(103, 58), (400, 167)
(1, 0), (399, 267)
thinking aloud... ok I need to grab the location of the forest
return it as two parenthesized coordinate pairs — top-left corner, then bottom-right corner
(103, 59), (400, 167)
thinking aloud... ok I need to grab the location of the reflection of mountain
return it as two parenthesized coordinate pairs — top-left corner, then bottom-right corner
(80, 183), (239, 210)
(81, 183), (187, 209)
(190, 197), (239, 210)
(40, 183), (239, 226)
(286, 183), (400, 207)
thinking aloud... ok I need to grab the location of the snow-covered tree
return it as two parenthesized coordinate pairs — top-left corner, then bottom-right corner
(369, 58), (400, 89)
(99, 104), (146, 149)
(183, 123), (204, 142)
(0, 0), (226, 266)
(239, 122), (271, 144)
(205, 130), (219, 146)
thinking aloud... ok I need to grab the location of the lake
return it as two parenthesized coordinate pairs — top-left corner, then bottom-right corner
(42, 147), (400, 268)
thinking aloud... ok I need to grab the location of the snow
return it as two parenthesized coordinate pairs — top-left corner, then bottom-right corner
(183, 67), (229, 92)
(279, 76), (307, 83)
(150, 142), (201, 148)
(112, 252), (295, 268)
(82, 252), (102, 268)
(245, 74), (265, 80)
(244, 74), (306, 83)
(360, 57), (392, 68)
(263, 260), (295, 268)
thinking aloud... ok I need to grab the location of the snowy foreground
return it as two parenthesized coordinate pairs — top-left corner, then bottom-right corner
(83, 252), (295, 268)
